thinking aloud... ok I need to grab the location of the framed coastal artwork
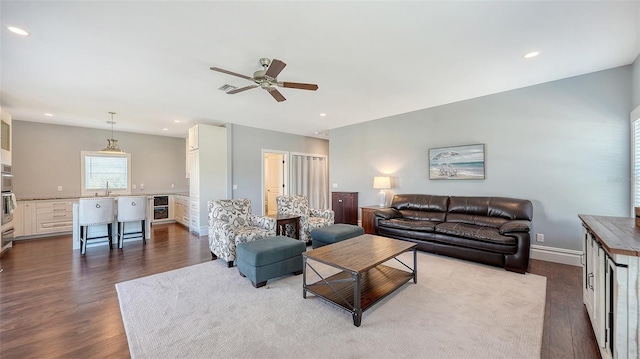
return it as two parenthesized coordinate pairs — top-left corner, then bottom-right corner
(429, 144), (485, 180)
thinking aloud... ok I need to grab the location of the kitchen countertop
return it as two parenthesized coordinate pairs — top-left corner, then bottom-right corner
(17, 192), (190, 201)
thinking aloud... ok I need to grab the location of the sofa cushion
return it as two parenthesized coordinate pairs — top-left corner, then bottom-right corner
(446, 213), (508, 229)
(374, 208), (401, 220)
(390, 194), (447, 220)
(379, 218), (437, 232)
(448, 196), (533, 221)
(435, 222), (516, 245)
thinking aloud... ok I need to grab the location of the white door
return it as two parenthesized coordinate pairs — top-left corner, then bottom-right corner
(264, 153), (284, 215)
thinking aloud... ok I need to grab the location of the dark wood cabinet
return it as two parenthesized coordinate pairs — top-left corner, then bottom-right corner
(332, 192), (358, 225)
(361, 205), (384, 234)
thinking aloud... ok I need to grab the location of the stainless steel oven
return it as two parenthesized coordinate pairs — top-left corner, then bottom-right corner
(2, 192), (14, 225)
(1, 165), (13, 225)
(1, 165), (12, 192)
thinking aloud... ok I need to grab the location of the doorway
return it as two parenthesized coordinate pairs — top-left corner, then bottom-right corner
(262, 150), (288, 216)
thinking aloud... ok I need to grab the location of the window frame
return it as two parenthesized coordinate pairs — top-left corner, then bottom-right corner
(80, 150), (131, 197)
(631, 106), (640, 215)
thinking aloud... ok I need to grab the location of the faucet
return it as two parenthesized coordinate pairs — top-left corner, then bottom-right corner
(105, 181), (111, 196)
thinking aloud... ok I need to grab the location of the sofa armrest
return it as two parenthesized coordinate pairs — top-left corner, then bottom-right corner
(499, 220), (531, 234)
(374, 208), (401, 220)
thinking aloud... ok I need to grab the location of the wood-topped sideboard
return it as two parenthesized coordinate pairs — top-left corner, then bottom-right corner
(579, 214), (640, 359)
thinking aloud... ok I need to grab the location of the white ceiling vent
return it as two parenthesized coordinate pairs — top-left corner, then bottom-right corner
(218, 84), (237, 92)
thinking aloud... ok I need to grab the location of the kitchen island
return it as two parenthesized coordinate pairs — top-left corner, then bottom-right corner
(13, 193), (189, 250)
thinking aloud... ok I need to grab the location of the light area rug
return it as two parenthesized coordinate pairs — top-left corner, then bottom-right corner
(116, 251), (546, 359)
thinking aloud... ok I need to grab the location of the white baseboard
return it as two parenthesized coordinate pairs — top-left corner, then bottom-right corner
(530, 244), (583, 267)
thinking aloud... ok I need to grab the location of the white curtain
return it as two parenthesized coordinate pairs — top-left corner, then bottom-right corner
(290, 154), (328, 209)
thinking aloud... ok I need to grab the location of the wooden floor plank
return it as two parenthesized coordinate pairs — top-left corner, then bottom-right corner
(0, 224), (600, 358)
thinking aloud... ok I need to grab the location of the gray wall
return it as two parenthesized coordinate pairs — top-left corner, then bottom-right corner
(13, 120), (188, 199)
(229, 124), (329, 213)
(329, 66), (632, 252)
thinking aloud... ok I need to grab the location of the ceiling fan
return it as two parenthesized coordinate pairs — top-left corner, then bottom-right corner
(210, 58), (318, 102)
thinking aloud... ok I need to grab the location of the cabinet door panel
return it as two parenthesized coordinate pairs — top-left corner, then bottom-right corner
(332, 192), (358, 225)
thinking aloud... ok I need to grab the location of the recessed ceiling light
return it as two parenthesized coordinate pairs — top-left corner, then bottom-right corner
(319, 113), (326, 117)
(7, 26), (29, 36)
(162, 128), (169, 131)
(44, 113), (53, 117)
(523, 51), (540, 59)
(174, 120), (180, 123)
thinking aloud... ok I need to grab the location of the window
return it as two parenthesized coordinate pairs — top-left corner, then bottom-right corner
(81, 151), (131, 196)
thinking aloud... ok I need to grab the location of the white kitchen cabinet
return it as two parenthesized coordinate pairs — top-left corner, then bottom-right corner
(580, 215), (640, 359)
(173, 195), (189, 227)
(13, 201), (24, 237)
(0, 108), (12, 166)
(17, 201), (36, 237)
(185, 139), (190, 179)
(15, 200), (73, 238)
(188, 126), (199, 151)
(189, 199), (199, 232)
(188, 124), (227, 236)
(35, 200), (74, 234)
(189, 150), (199, 198)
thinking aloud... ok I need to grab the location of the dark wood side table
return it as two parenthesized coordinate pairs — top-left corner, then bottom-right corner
(360, 205), (387, 234)
(269, 214), (301, 239)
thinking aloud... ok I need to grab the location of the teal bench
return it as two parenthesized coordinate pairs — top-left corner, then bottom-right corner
(310, 224), (365, 249)
(236, 236), (306, 288)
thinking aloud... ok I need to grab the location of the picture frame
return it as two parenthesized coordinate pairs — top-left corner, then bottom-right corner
(429, 144), (485, 180)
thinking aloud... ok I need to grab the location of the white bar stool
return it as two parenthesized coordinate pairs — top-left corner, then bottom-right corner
(117, 196), (148, 249)
(78, 197), (116, 255)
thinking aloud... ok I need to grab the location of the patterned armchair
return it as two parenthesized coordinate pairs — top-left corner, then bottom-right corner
(208, 199), (276, 267)
(276, 195), (334, 243)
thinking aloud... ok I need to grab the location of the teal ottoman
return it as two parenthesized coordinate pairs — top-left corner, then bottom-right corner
(236, 236), (306, 288)
(311, 224), (365, 249)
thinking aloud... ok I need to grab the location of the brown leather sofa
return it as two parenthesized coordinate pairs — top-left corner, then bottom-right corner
(374, 194), (533, 273)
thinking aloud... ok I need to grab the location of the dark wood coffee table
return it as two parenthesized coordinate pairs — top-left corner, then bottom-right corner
(302, 234), (417, 327)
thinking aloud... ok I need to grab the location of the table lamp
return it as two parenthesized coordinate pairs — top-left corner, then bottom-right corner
(373, 176), (391, 207)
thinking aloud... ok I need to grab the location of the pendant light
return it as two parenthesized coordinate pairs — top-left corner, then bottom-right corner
(99, 112), (125, 153)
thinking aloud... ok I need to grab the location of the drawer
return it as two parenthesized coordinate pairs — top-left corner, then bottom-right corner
(36, 201), (73, 210)
(36, 211), (72, 222)
(36, 219), (73, 234)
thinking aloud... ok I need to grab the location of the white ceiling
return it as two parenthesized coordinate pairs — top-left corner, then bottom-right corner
(1, 1), (639, 139)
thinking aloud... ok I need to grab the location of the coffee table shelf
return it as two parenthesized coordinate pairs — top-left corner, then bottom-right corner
(305, 264), (414, 311)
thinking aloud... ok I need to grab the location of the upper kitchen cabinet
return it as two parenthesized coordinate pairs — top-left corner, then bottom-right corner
(188, 125), (199, 151)
(0, 108), (12, 166)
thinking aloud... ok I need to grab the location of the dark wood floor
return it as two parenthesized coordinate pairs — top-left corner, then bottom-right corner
(0, 223), (600, 359)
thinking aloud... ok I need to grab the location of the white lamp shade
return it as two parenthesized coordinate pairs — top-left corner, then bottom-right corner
(373, 176), (391, 189)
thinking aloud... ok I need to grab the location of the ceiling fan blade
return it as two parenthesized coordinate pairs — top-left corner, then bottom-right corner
(227, 85), (258, 94)
(267, 88), (286, 102)
(265, 59), (286, 79)
(280, 82), (319, 91)
(209, 67), (253, 81)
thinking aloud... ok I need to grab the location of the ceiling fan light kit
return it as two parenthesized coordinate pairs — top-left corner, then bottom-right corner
(210, 57), (318, 102)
